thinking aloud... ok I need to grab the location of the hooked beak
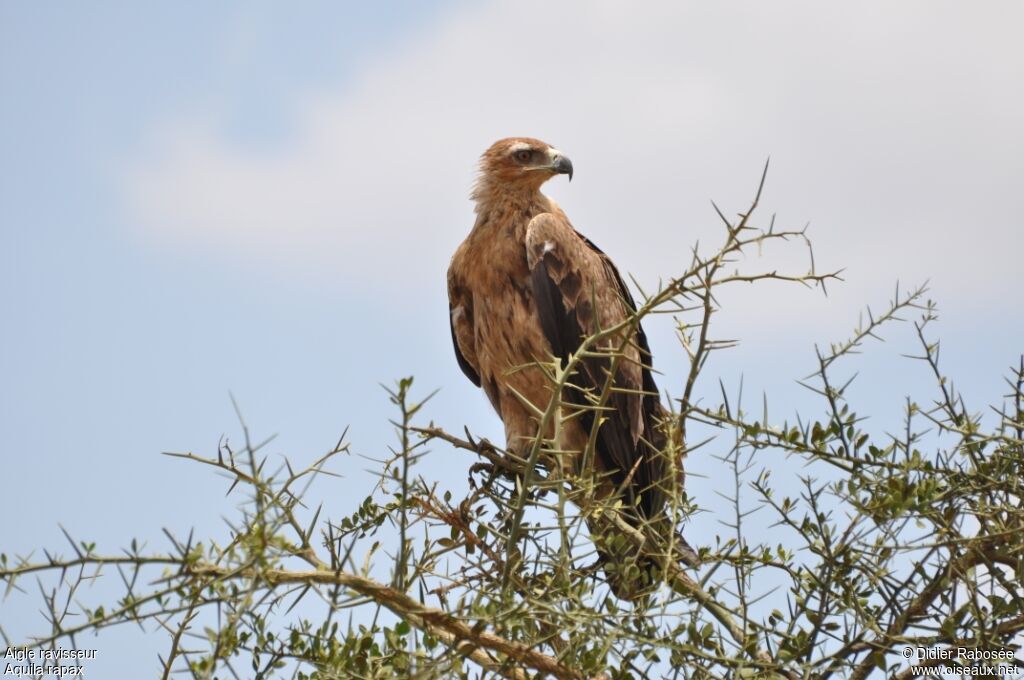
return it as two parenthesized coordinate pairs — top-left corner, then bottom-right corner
(550, 153), (574, 181)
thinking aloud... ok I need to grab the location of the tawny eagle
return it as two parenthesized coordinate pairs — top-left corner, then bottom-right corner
(447, 137), (696, 595)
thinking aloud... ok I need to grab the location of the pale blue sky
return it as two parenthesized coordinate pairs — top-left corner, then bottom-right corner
(2, 2), (1022, 675)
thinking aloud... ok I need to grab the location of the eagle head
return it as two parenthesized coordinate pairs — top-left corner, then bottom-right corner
(477, 137), (574, 190)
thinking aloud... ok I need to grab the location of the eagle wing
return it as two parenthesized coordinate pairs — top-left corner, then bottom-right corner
(447, 262), (481, 387)
(525, 213), (666, 518)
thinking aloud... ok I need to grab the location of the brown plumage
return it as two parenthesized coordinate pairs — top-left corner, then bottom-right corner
(447, 137), (696, 596)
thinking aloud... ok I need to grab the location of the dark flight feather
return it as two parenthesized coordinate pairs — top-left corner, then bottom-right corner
(449, 304), (480, 387)
(529, 234), (664, 518)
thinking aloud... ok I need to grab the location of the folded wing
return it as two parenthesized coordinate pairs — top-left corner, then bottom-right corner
(525, 213), (667, 519)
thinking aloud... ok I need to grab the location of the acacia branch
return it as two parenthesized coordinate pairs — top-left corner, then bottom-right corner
(186, 562), (582, 679)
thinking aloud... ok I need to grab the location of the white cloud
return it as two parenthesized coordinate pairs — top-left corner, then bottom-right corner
(121, 0), (1024, 328)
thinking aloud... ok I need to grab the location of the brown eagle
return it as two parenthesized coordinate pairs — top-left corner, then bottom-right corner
(447, 137), (696, 595)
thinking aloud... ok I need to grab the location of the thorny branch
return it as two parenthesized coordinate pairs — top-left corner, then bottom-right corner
(3, 170), (1021, 679)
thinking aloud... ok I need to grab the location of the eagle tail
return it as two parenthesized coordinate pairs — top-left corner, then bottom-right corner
(594, 523), (701, 600)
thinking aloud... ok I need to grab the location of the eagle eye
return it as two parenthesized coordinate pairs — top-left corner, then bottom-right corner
(513, 149), (533, 163)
